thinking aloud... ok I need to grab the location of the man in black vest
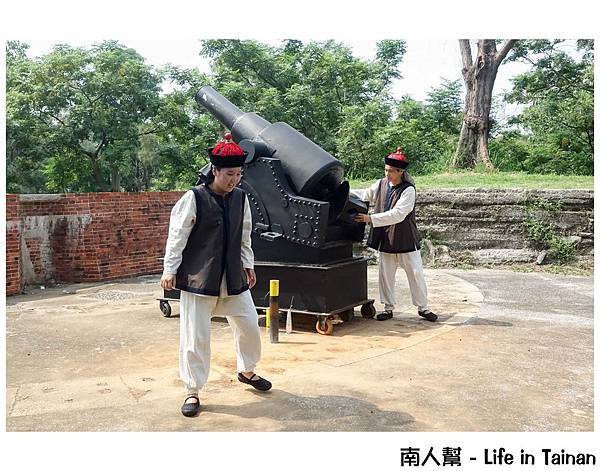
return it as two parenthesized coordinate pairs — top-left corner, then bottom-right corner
(161, 133), (271, 418)
(354, 148), (438, 323)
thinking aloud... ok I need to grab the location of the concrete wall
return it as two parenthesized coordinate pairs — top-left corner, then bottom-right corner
(415, 188), (593, 263)
(5, 188), (594, 294)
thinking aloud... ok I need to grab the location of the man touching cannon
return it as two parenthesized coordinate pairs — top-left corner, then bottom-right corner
(354, 148), (438, 323)
(161, 133), (272, 418)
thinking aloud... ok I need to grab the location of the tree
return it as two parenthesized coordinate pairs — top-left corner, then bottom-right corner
(425, 79), (463, 134)
(6, 40), (163, 192)
(7, 39), (409, 192)
(384, 95), (459, 175)
(6, 41), (55, 193)
(335, 98), (393, 179)
(198, 39), (406, 173)
(149, 64), (221, 189)
(500, 40), (594, 174)
(451, 39), (517, 169)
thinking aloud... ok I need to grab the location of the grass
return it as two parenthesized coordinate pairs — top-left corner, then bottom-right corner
(349, 171), (594, 190)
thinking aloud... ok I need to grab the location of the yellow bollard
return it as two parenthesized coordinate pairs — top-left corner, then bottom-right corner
(269, 279), (279, 343)
(270, 279), (280, 297)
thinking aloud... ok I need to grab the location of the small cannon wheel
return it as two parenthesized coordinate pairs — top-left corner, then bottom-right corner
(361, 301), (376, 319)
(340, 309), (354, 322)
(160, 300), (172, 318)
(316, 317), (334, 335)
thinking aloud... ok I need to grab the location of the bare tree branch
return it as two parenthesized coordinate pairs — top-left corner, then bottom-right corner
(43, 110), (69, 128)
(495, 39), (518, 66)
(67, 83), (95, 106)
(233, 42), (287, 91)
(586, 129), (594, 152)
(520, 55), (536, 67)
(458, 40), (473, 74)
(81, 149), (95, 159)
(95, 134), (108, 155)
(137, 126), (162, 137)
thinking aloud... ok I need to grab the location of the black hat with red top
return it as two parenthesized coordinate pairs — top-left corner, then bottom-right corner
(207, 132), (248, 168)
(385, 147), (409, 169)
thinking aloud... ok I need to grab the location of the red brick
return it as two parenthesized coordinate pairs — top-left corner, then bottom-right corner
(6, 191), (185, 293)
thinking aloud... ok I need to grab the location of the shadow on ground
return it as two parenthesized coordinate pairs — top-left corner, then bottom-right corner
(202, 389), (416, 431)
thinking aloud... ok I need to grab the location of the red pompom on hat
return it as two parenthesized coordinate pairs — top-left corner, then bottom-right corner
(385, 147), (409, 169)
(207, 132), (247, 167)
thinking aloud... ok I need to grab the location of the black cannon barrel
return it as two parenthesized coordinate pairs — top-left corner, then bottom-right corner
(196, 86), (344, 200)
(195, 86), (246, 131)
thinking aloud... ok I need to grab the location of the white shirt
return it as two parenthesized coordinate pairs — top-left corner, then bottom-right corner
(359, 180), (416, 228)
(163, 189), (254, 296)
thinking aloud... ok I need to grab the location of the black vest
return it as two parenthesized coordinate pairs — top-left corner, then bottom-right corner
(175, 184), (248, 296)
(366, 178), (421, 254)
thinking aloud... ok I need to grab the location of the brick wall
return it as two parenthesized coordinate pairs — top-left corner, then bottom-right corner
(6, 192), (184, 293)
(6, 194), (21, 295)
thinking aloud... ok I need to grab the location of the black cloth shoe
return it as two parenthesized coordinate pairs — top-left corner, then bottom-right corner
(238, 373), (272, 391)
(376, 310), (394, 321)
(181, 394), (200, 417)
(418, 309), (438, 322)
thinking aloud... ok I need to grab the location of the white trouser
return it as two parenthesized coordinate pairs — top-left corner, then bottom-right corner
(179, 289), (261, 394)
(378, 250), (428, 312)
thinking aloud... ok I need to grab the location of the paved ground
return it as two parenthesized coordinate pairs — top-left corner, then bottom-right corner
(5, 266), (593, 431)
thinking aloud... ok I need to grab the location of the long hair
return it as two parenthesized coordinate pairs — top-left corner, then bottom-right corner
(403, 170), (415, 186)
(199, 165), (222, 185)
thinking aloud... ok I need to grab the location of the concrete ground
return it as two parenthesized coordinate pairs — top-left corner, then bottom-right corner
(5, 266), (593, 431)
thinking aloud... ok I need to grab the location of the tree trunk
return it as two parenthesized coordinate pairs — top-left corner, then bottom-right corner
(83, 139), (109, 191)
(451, 39), (517, 169)
(90, 155), (107, 191)
(110, 166), (121, 192)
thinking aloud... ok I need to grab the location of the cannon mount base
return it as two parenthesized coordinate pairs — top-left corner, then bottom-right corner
(252, 257), (368, 315)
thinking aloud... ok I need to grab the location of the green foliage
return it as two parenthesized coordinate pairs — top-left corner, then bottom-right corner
(418, 228), (446, 247)
(523, 201), (576, 264)
(335, 98), (392, 179)
(424, 79), (463, 133)
(6, 41), (55, 192)
(382, 94), (459, 175)
(494, 39), (594, 175)
(172, 39), (458, 185)
(43, 153), (96, 193)
(200, 39), (406, 157)
(6, 39), (594, 194)
(150, 65), (220, 189)
(7, 40), (164, 192)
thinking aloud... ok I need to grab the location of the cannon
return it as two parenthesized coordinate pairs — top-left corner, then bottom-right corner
(159, 86), (376, 334)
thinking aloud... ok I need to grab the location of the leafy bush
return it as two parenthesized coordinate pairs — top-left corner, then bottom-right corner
(523, 201), (577, 264)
